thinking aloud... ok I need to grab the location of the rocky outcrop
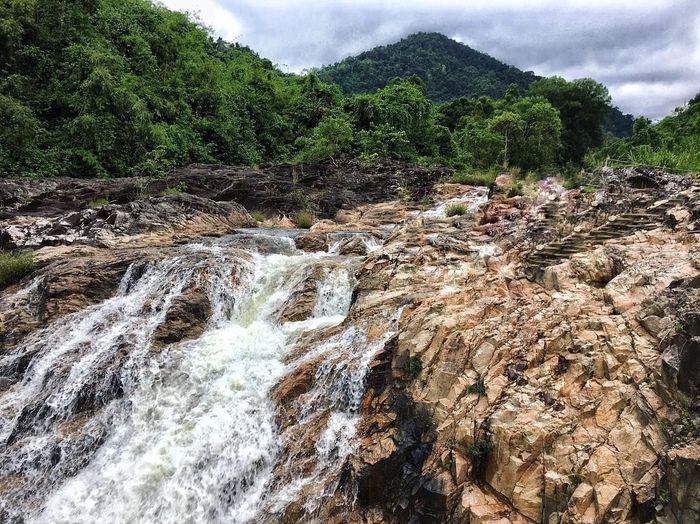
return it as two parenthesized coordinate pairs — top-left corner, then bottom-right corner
(152, 284), (212, 345)
(0, 159), (446, 219)
(279, 278), (318, 322)
(0, 194), (254, 250)
(1, 166), (698, 523)
(0, 247), (161, 351)
(264, 169), (700, 523)
(0, 159), (447, 251)
(664, 444), (700, 523)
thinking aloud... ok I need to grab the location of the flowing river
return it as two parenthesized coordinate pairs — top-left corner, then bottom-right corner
(0, 231), (389, 523)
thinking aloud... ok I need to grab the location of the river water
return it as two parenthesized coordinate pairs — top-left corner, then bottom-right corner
(1, 187), (489, 523)
(0, 231), (383, 523)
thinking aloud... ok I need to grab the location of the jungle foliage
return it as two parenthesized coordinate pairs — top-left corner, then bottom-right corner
(587, 93), (700, 173)
(0, 1), (657, 180)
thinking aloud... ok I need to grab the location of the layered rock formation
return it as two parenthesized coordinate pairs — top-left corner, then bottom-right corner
(0, 166), (698, 523)
(268, 171), (700, 523)
(0, 159), (446, 250)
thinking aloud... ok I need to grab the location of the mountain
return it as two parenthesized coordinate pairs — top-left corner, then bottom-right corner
(317, 32), (634, 136)
(317, 32), (536, 102)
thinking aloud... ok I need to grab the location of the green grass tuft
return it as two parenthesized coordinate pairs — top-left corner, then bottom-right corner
(451, 170), (497, 187)
(88, 197), (109, 208)
(251, 211), (265, 222)
(407, 354), (422, 379)
(295, 210), (315, 229)
(445, 203), (467, 217)
(160, 181), (188, 196)
(0, 251), (34, 289)
(504, 182), (524, 197)
(465, 376), (487, 396)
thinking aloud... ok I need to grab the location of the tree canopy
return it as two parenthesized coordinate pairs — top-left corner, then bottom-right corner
(588, 93), (700, 173)
(0, 1), (657, 179)
(317, 32), (634, 138)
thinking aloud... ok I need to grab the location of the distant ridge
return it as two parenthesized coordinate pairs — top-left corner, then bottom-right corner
(317, 32), (633, 136)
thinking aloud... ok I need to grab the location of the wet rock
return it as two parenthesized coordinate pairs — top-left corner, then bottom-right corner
(335, 236), (369, 256)
(153, 285), (212, 345)
(1, 194), (254, 250)
(0, 248), (153, 350)
(294, 232), (328, 252)
(272, 361), (318, 408)
(665, 444), (700, 523)
(279, 278), (318, 323)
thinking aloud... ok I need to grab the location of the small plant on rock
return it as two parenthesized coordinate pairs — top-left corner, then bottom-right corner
(655, 489), (670, 507)
(505, 181), (524, 198)
(295, 211), (315, 229)
(251, 211), (265, 222)
(644, 375), (657, 391)
(566, 469), (584, 496)
(88, 197), (109, 208)
(466, 376), (487, 396)
(398, 184), (412, 200)
(445, 203), (467, 217)
(466, 437), (493, 479)
(407, 355), (422, 379)
(0, 251), (34, 289)
(160, 181), (187, 196)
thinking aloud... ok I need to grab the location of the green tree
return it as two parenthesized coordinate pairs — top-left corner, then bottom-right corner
(358, 124), (415, 161)
(519, 100), (562, 169)
(631, 116), (659, 147)
(295, 113), (353, 162)
(456, 123), (502, 168)
(489, 111), (524, 167)
(530, 77), (610, 163)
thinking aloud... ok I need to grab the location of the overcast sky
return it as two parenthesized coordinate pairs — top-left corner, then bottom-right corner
(159, 0), (700, 119)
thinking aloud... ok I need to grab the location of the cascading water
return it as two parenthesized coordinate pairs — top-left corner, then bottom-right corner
(414, 186), (489, 219)
(0, 231), (390, 524)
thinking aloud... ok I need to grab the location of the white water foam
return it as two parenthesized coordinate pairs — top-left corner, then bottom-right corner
(0, 231), (393, 524)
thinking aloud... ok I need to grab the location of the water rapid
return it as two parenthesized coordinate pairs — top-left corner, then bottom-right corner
(0, 232), (388, 524)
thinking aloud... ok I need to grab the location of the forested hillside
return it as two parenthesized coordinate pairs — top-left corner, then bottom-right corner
(317, 32), (634, 138)
(588, 93), (700, 172)
(317, 32), (536, 102)
(2, 0), (689, 181)
(0, 0), (325, 177)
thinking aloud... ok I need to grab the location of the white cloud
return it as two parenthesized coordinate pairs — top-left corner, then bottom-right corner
(158, 0), (243, 41)
(157, 0), (700, 119)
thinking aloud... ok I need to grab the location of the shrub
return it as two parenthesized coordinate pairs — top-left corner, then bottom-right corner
(0, 251), (34, 289)
(445, 203), (467, 217)
(251, 211), (265, 222)
(160, 181), (187, 196)
(87, 197), (109, 208)
(566, 469), (584, 496)
(295, 211), (315, 229)
(465, 376), (487, 396)
(655, 489), (671, 507)
(466, 437), (493, 479)
(504, 182), (524, 197)
(407, 354), (422, 379)
(451, 171), (497, 187)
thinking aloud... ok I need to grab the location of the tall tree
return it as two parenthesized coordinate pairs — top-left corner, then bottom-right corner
(530, 77), (611, 163)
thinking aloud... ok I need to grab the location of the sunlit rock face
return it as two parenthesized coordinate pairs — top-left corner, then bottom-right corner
(1, 167), (699, 524)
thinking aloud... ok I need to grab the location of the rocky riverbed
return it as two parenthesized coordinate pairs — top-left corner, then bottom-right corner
(0, 163), (698, 523)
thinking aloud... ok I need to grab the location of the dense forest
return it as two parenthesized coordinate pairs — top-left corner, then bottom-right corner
(0, 0), (696, 180)
(317, 32), (537, 102)
(588, 94), (700, 173)
(317, 32), (635, 138)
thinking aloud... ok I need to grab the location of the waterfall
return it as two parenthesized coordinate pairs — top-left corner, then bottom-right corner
(0, 232), (389, 523)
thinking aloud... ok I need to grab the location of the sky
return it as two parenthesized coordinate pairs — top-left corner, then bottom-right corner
(159, 0), (700, 120)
